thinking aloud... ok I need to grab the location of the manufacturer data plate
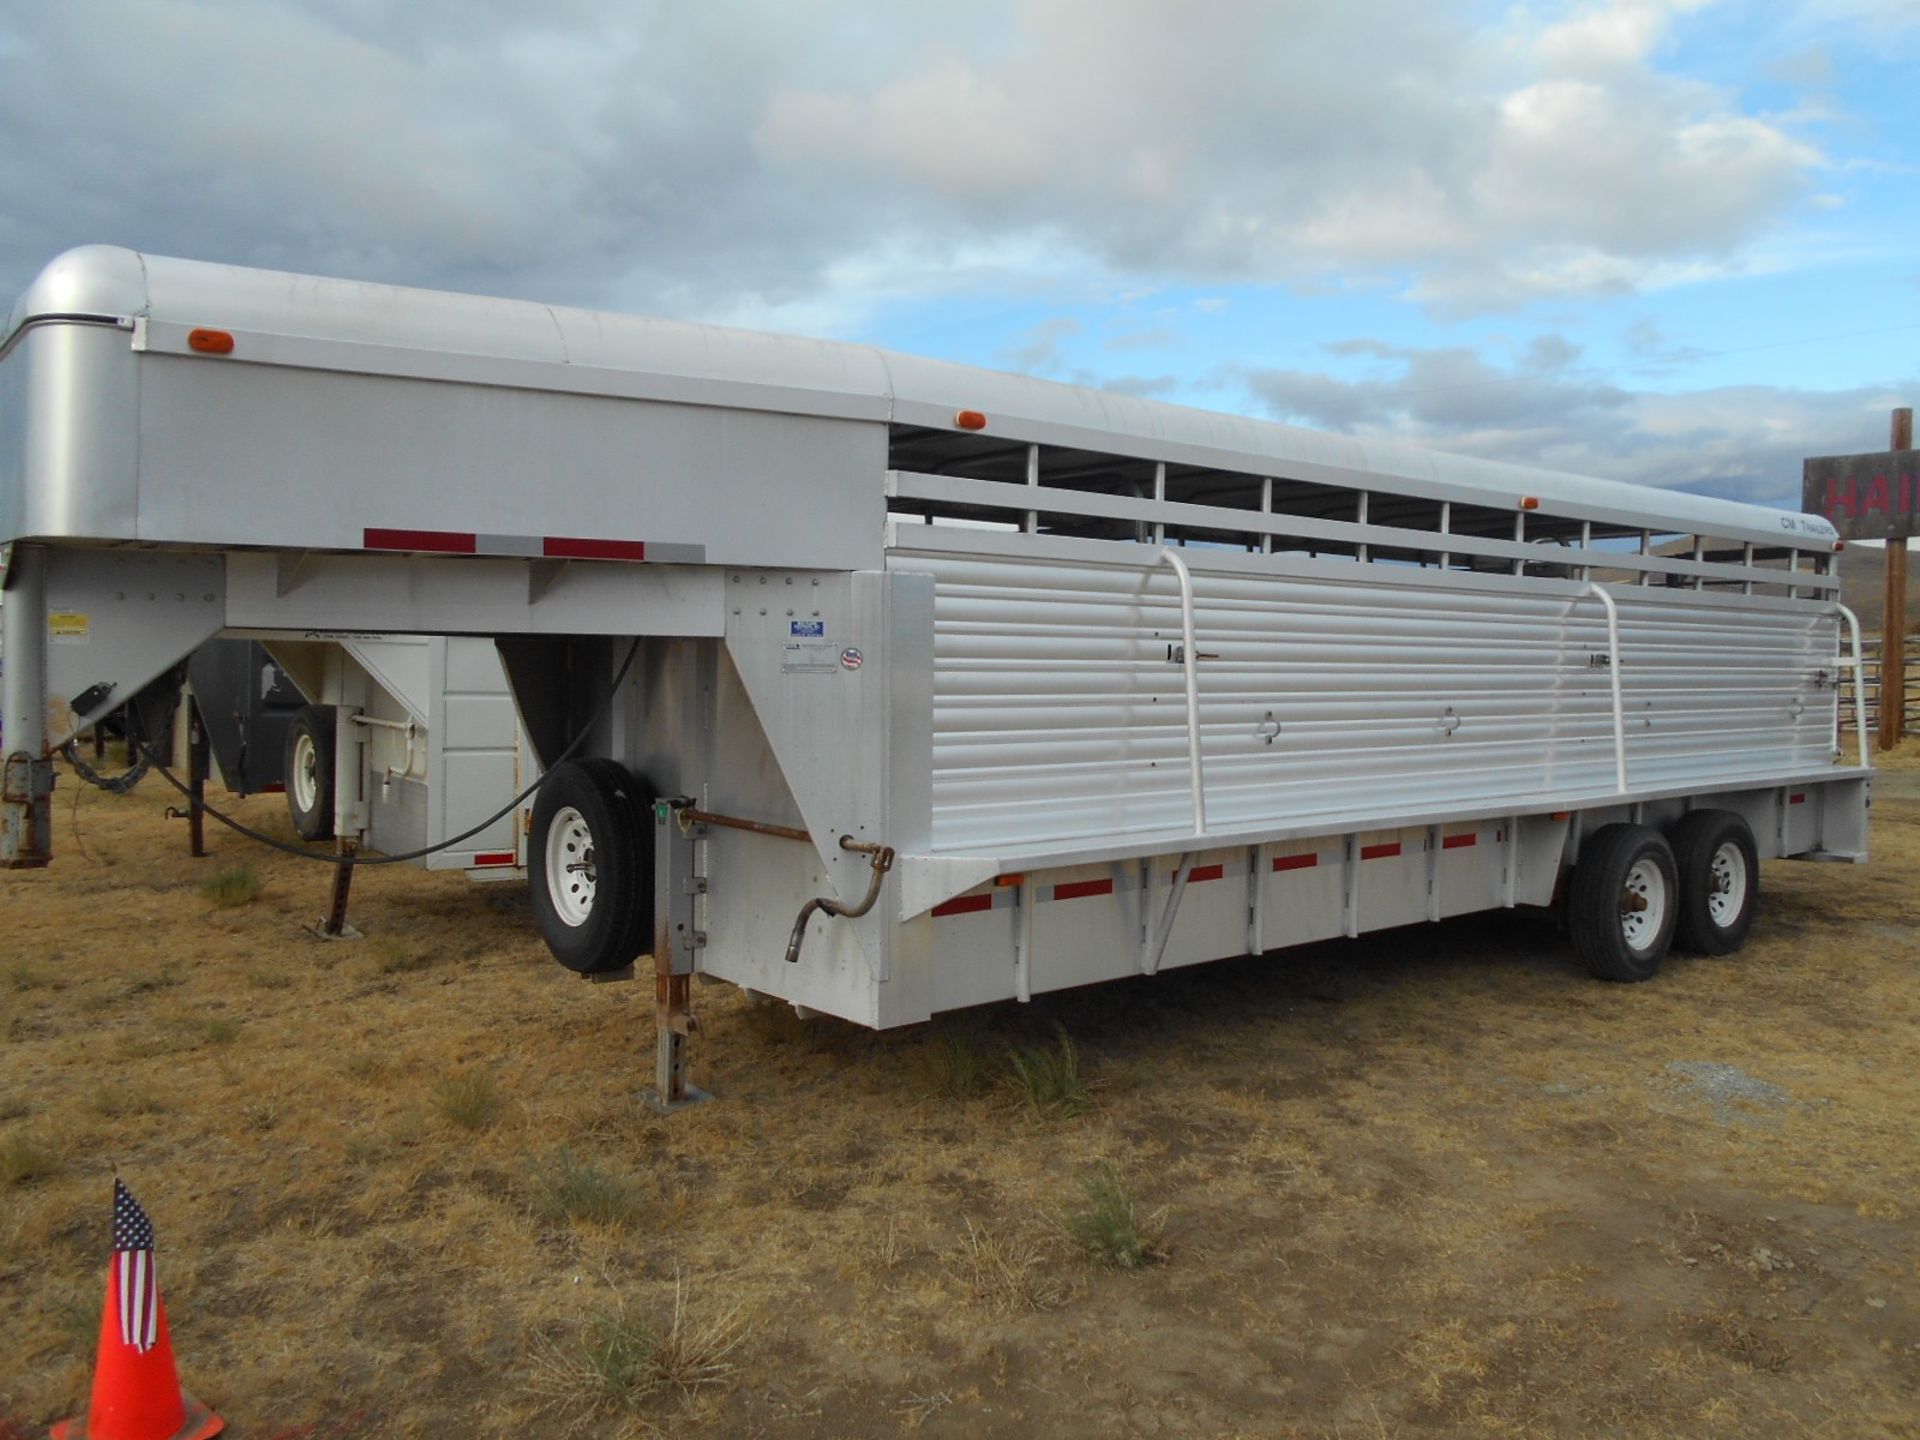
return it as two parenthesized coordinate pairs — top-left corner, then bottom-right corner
(782, 641), (839, 674)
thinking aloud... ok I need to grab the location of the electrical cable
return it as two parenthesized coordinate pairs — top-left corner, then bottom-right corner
(136, 637), (642, 868)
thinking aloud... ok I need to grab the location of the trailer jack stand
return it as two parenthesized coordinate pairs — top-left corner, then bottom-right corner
(644, 971), (711, 1115)
(307, 838), (363, 940)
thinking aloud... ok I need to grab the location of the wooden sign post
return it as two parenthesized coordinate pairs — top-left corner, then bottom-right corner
(1804, 406), (1915, 749)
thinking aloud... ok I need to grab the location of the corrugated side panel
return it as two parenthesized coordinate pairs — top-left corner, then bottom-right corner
(892, 549), (1838, 855)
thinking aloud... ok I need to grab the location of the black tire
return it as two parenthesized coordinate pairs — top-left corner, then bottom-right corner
(284, 706), (336, 842)
(1568, 823), (1679, 983)
(529, 758), (656, 975)
(1669, 810), (1759, 956)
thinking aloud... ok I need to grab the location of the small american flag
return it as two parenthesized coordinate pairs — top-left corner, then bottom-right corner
(112, 1178), (160, 1354)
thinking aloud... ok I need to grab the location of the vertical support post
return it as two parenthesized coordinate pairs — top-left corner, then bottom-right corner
(1, 544), (54, 869)
(186, 699), (208, 858)
(1024, 444), (1040, 535)
(1880, 406), (1912, 751)
(1356, 492), (1370, 564)
(1439, 501), (1452, 571)
(1152, 461), (1166, 546)
(1260, 476), (1274, 555)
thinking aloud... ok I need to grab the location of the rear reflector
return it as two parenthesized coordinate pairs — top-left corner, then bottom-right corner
(1360, 842), (1402, 861)
(1441, 833), (1477, 850)
(542, 535), (648, 562)
(187, 328), (234, 354)
(1053, 877), (1114, 901)
(472, 851), (516, 867)
(365, 527), (477, 554)
(1187, 863), (1225, 883)
(932, 892), (994, 918)
(1273, 853), (1318, 872)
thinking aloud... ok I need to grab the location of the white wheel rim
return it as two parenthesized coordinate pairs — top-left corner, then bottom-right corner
(292, 733), (319, 813)
(1620, 856), (1668, 951)
(546, 806), (597, 927)
(1707, 841), (1748, 927)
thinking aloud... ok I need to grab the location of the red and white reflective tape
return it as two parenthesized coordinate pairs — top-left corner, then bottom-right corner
(363, 528), (704, 563)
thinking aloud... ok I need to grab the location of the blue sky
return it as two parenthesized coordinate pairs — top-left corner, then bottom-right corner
(0, 1), (1914, 508)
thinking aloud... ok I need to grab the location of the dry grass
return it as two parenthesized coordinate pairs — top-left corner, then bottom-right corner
(0, 1132), (62, 1187)
(4, 763), (1920, 1436)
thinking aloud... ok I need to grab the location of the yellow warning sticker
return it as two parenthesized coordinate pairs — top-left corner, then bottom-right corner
(48, 611), (90, 643)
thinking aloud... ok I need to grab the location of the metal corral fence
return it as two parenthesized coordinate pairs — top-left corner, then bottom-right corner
(1839, 635), (1920, 734)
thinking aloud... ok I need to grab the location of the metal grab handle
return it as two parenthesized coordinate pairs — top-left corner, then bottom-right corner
(1836, 603), (1870, 769)
(1159, 549), (1208, 835)
(1585, 583), (1629, 793)
(784, 836), (896, 965)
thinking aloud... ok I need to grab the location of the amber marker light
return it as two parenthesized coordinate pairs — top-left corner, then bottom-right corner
(187, 328), (235, 355)
(954, 409), (988, 431)
(995, 873), (1025, 887)
(1518, 495), (1541, 511)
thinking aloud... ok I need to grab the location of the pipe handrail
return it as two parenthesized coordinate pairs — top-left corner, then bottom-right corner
(1158, 549), (1208, 835)
(1585, 583), (1629, 793)
(1837, 603), (1870, 770)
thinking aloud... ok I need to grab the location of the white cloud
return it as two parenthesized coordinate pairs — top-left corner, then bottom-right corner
(0, 0), (1829, 321)
(1241, 337), (1912, 505)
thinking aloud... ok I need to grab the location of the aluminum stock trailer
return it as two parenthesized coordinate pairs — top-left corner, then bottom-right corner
(0, 247), (1870, 1106)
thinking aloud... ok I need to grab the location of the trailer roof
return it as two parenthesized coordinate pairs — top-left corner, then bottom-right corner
(8, 245), (1837, 551)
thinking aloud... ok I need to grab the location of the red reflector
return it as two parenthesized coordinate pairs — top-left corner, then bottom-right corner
(1441, 833), (1477, 850)
(472, 851), (516, 867)
(542, 535), (648, 562)
(1360, 842), (1402, 861)
(187, 328), (234, 355)
(1273, 853), (1318, 872)
(1187, 864), (1225, 883)
(954, 409), (988, 431)
(1790, 793), (1806, 805)
(1053, 877), (1114, 901)
(364, 527), (477, 554)
(932, 893), (994, 918)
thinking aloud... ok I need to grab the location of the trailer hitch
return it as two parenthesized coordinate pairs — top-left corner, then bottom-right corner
(784, 836), (896, 965)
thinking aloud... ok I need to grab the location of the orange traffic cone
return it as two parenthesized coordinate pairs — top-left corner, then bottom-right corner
(50, 1181), (222, 1440)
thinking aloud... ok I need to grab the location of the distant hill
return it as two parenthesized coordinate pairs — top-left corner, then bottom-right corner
(1837, 542), (1920, 637)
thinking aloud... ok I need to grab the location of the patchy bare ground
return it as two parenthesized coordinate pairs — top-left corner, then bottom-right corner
(4, 748), (1919, 1437)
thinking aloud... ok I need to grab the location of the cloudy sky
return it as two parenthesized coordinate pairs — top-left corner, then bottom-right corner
(2, 0), (1915, 509)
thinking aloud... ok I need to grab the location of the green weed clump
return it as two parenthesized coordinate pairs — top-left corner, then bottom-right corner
(200, 864), (262, 908)
(431, 1068), (502, 1130)
(525, 1148), (646, 1229)
(918, 1030), (988, 1099)
(1062, 1163), (1164, 1270)
(529, 1279), (746, 1416)
(1007, 1026), (1089, 1117)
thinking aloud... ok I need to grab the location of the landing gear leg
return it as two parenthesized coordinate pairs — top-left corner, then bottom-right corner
(645, 798), (711, 1113)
